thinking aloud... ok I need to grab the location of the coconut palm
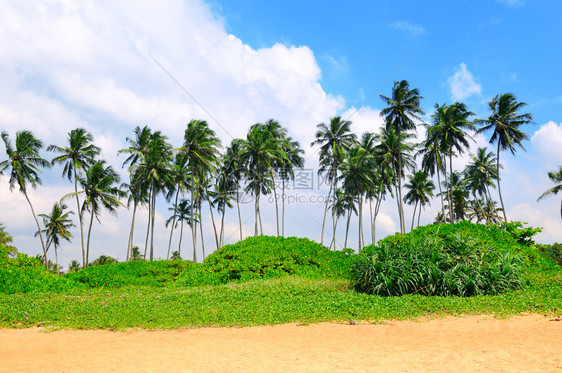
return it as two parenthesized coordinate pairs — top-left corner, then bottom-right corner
(537, 166), (562, 219)
(48, 128), (100, 268)
(181, 120), (221, 263)
(277, 137), (304, 237)
(241, 123), (283, 236)
(0, 223), (17, 257)
(165, 153), (190, 259)
(37, 203), (75, 275)
(441, 171), (469, 222)
(311, 116), (356, 244)
(68, 259), (81, 272)
(222, 139), (245, 241)
(476, 93), (534, 221)
(464, 147), (498, 201)
(76, 161), (125, 266)
(380, 80), (424, 233)
(214, 161), (236, 246)
(0, 131), (51, 268)
(404, 170), (435, 231)
(418, 134), (446, 217)
(428, 102), (475, 223)
(166, 199), (196, 258)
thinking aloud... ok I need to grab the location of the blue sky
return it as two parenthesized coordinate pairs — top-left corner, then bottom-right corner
(1, 0), (561, 267)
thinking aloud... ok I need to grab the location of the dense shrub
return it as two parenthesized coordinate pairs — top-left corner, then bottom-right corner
(537, 243), (562, 267)
(0, 246), (80, 294)
(351, 222), (539, 297)
(64, 259), (191, 288)
(177, 236), (354, 286)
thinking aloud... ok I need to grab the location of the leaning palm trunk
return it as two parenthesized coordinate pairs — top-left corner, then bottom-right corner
(143, 205), (150, 260)
(345, 209), (351, 249)
(23, 190), (48, 268)
(417, 202), (423, 228)
(436, 155), (445, 218)
(271, 170), (280, 236)
(496, 142), (507, 222)
(149, 186), (156, 261)
(358, 193), (364, 251)
(86, 207), (95, 267)
(206, 190), (220, 251)
(55, 247), (60, 276)
(198, 202), (205, 260)
(282, 178), (286, 237)
(236, 190), (243, 241)
(220, 205), (225, 247)
(254, 185), (260, 236)
(73, 169), (86, 268)
(372, 182), (384, 244)
(166, 186), (181, 260)
(178, 219), (184, 257)
(127, 202), (138, 261)
(320, 169), (335, 245)
(411, 201), (418, 232)
(369, 199), (374, 245)
(190, 177), (197, 264)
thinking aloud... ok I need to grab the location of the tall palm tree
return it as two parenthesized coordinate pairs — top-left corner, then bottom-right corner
(223, 139), (244, 241)
(476, 93), (534, 221)
(48, 128), (100, 268)
(464, 147), (498, 201)
(428, 102), (475, 223)
(311, 116), (356, 244)
(241, 123), (282, 236)
(441, 171), (469, 222)
(214, 160), (236, 246)
(380, 80), (424, 233)
(339, 144), (375, 251)
(181, 120), (221, 263)
(418, 134), (445, 217)
(37, 203), (75, 275)
(165, 153), (189, 259)
(277, 137), (304, 237)
(76, 161), (125, 266)
(403, 170), (435, 231)
(0, 131), (51, 268)
(537, 166), (562, 219)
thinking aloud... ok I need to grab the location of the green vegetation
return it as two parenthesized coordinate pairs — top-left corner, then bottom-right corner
(0, 226), (560, 330)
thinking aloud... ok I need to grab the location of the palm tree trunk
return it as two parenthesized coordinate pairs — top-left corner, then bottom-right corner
(449, 153), (455, 223)
(149, 186), (156, 261)
(254, 186), (259, 236)
(345, 209), (351, 249)
(236, 190), (243, 241)
(199, 202), (205, 260)
(436, 155), (445, 217)
(397, 127), (405, 234)
(272, 171), (280, 236)
(73, 170), (86, 268)
(167, 185), (181, 260)
(55, 247), (60, 276)
(178, 219), (184, 257)
(369, 199), (374, 245)
(86, 207), (95, 267)
(331, 208), (337, 250)
(417, 202), (423, 228)
(372, 183), (383, 244)
(320, 175), (334, 245)
(496, 142), (507, 222)
(220, 204), (226, 247)
(127, 202), (138, 261)
(358, 194), (363, 251)
(23, 189), (48, 268)
(206, 188), (220, 251)
(143, 202), (150, 260)
(411, 201), (418, 232)
(191, 176), (197, 264)
(282, 178), (286, 237)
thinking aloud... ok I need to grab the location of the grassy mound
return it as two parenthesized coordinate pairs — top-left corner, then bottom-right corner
(177, 236), (354, 286)
(64, 260), (191, 288)
(0, 246), (80, 294)
(351, 221), (543, 297)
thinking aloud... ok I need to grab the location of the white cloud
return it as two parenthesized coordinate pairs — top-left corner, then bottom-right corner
(531, 121), (562, 170)
(390, 21), (427, 37)
(447, 63), (482, 101)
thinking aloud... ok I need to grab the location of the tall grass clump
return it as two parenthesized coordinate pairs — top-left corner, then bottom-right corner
(0, 246), (80, 294)
(351, 222), (541, 297)
(178, 236), (354, 286)
(64, 259), (191, 288)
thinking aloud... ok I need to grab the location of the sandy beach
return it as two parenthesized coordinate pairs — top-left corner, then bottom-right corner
(1, 314), (561, 372)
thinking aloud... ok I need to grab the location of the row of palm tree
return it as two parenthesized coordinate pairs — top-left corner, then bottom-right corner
(1, 79), (543, 267)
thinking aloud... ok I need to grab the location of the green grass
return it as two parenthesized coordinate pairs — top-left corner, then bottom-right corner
(0, 227), (561, 330)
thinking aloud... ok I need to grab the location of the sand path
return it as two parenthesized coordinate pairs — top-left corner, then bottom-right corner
(1, 315), (561, 372)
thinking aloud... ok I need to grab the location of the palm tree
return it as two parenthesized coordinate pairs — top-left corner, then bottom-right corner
(277, 137), (304, 237)
(332, 189), (357, 249)
(48, 128), (100, 268)
(91, 255), (118, 266)
(214, 161), (236, 246)
(380, 80), (424, 233)
(0, 131), (51, 268)
(428, 102), (475, 223)
(476, 93), (534, 221)
(223, 139), (245, 241)
(241, 123), (283, 236)
(464, 147), (498, 201)
(441, 171), (469, 222)
(0, 223), (17, 257)
(76, 161), (125, 266)
(166, 199), (196, 258)
(537, 166), (562, 219)
(37, 203), (75, 275)
(134, 131), (173, 261)
(467, 198), (487, 224)
(68, 259), (81, 272)
(181, 120), (221, 263)
(418, 134), (446, 217)
(339, 144), (375, 251)
(403, 171), (435, 230)
(165, 153), (190, 259)
(311, 116), (356, 244)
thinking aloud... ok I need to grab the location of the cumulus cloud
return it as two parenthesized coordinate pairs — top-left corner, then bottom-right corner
(447, 63), (482, 101)
(390, 21), (427, 37)
(531, 121), (562, 169)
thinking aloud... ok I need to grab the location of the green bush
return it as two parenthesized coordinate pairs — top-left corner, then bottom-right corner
(351, 222), (537, 297)
(177, 236), (354, 286)
(0, 246), (80, 294)
(537, 243), (562, 267)
(64, 259), (191, 288)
